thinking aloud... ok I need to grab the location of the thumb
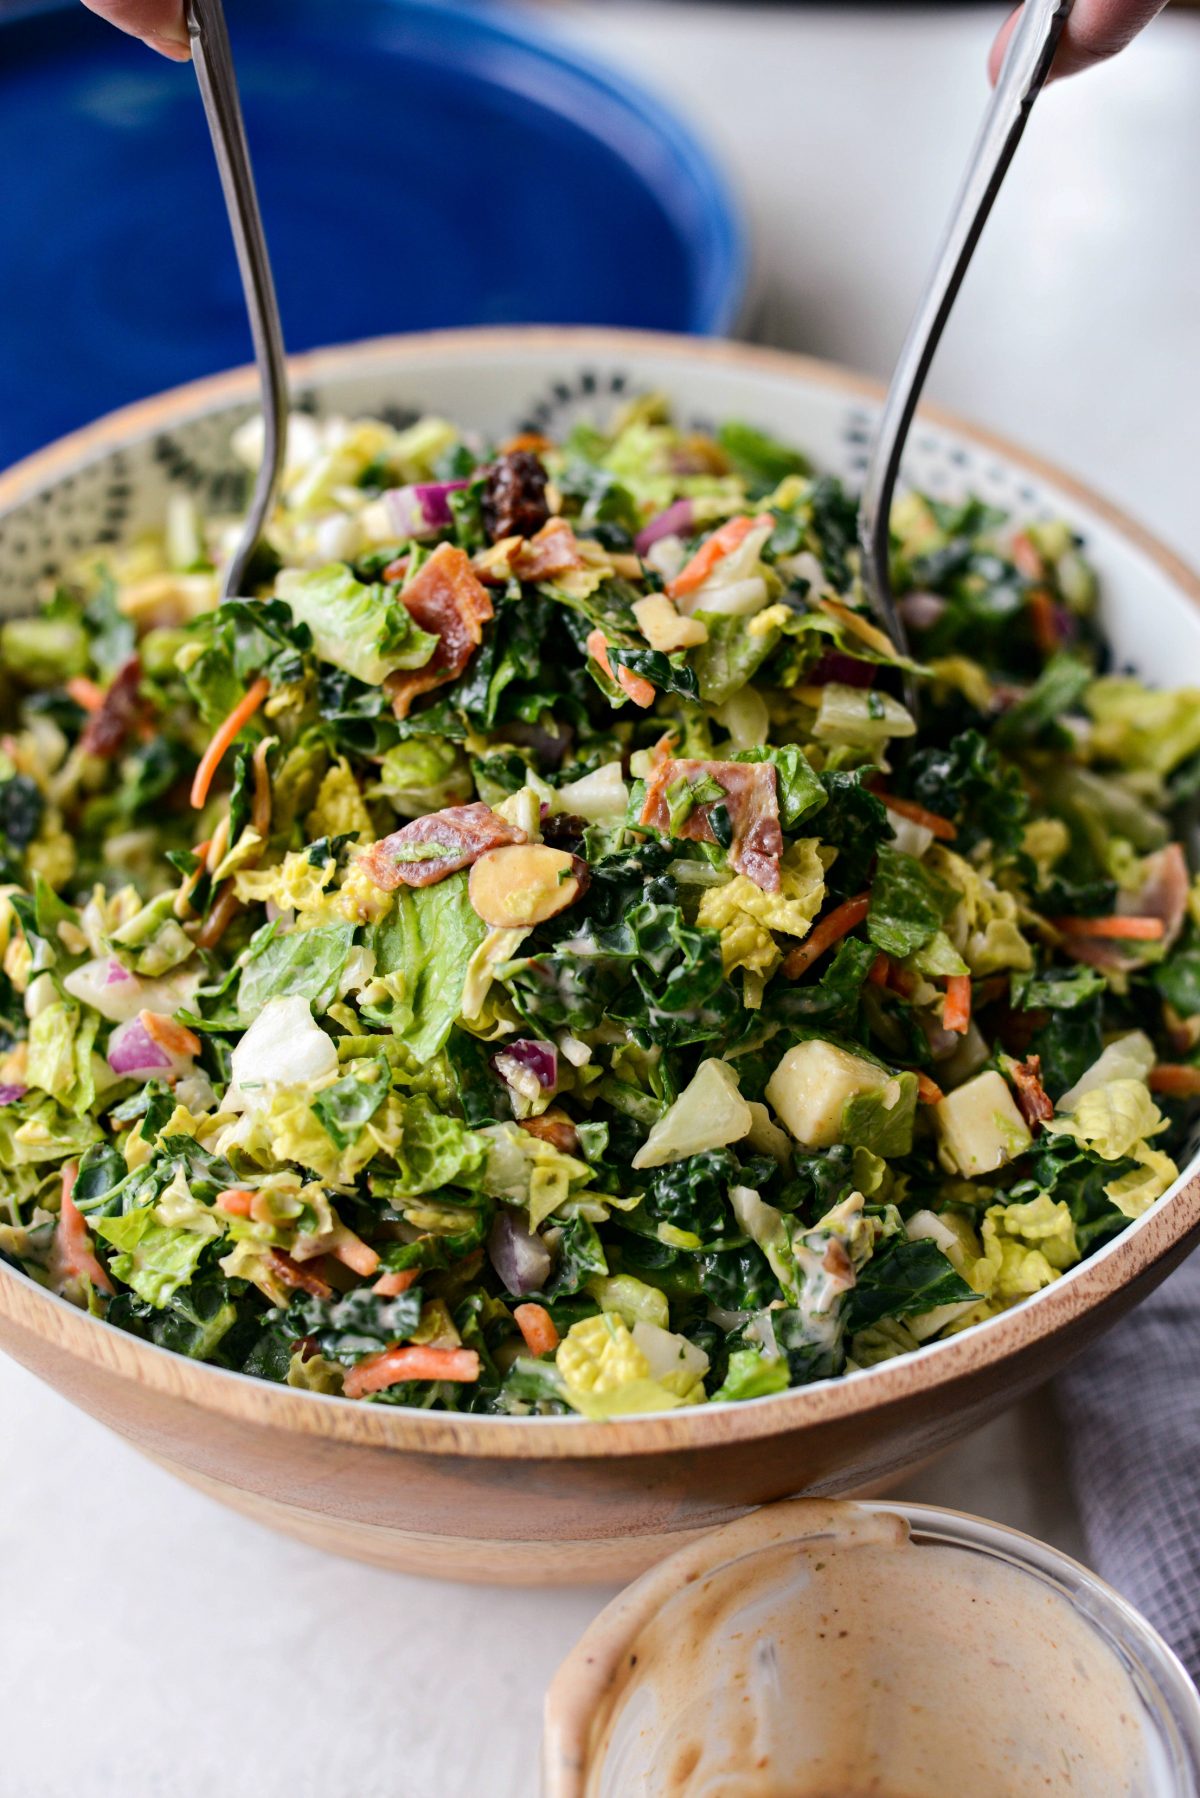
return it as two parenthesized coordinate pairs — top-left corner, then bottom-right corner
(988, 9), (1020, 84)
(80, 0), (191, 61)
(989, 0), (1167, 86)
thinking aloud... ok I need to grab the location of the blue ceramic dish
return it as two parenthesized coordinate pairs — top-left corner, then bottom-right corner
(0, 0), (747, 464)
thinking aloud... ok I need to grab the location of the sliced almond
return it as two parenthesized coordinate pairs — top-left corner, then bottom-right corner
(520, 1109), (581, 1155)
(468, 844), (588, 929)
(632, 592), (709, 653)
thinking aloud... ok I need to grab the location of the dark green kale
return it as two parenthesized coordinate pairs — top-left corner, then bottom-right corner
(843, 1237), (974, 1332)
(898, 729), (1029, 857)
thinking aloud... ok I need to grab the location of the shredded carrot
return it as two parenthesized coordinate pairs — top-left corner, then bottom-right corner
(139, 1009), (201, 1059)
(66, 676), (105, 713)
(57, 1163), (114, 1295)
(1011, 532), (1045, 581)
(193, 881), (241, 951)
(874, 790), (958, 842)
(1053, 915), (1165, 941)
(666, 512), (772, 600)
(328, 1230), (380, 1279)
(373, 1268), (421, 1296)
(513, 1302), (560, 1357)
(585, 628), (655, 708)
(867, 952), (890, 988)
(1027, 588), (1061, 657)
(189, 675), (270, 809)
(1148, 1064), (1200, 1097)
(782, 893), (870, 979)
(916, 1072), (945, 1106)
(344, 1344), (481, 1399)
(943, 974), (972, 1035)
(216, 1188), (255, 1217)
(501, 430), (554, 456)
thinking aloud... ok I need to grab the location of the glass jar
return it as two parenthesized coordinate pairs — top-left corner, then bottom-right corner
(543, 1499), (1200, 1798)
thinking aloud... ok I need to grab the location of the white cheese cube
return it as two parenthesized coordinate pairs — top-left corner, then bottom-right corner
(934, 1070), (1032, 1176)
(765, 1040), (889, 1149)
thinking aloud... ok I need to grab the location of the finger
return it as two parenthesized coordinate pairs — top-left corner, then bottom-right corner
(80, 0), (190, 59)
(987, 10), (1019, 84)
(989, 0), (1167, 85)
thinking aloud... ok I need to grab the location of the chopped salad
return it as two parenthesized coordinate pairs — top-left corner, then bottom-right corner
(1, 398), (1198, 1417)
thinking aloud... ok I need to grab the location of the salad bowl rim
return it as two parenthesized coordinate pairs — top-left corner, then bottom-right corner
(1, 323), (1198, 1461)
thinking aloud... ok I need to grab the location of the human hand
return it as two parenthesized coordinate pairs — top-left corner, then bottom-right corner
(989, 0), (1167, 82)
(80, 0), (190, 61)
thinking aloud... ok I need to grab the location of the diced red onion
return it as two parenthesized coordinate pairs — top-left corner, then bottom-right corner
(487, 1209), (552, 1297)
(898, 591), (946, 632)
(107, 1017), (174, 1077)
(0, 1084), (27, 1105)
(808, 651), (876, 688)
(635, 498), (694, 558)
(494, 1039), (557, 1091)
(502, 717), (574, 769)
(384, 481), (468, 540)
(921, 1016), (961, 1061)
(104, 959), (134, 985)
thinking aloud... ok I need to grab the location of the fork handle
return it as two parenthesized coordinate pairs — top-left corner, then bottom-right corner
(186, 0), (288, 601)
(858, 0), (1075, 656)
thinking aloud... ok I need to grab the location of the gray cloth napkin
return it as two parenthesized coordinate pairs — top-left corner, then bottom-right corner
(1057, 1248), (1200, 1680)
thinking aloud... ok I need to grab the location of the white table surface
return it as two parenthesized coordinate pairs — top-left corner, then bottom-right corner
(4, 7), (1199, 1795)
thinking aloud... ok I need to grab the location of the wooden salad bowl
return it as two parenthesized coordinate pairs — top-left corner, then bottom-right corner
(1, 328), (1198, 1585)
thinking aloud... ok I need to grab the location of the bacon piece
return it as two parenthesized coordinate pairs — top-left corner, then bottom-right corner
(1010, 1054), (1054, 1132)
(513, 518), (583, 581)
(639, 757), (782, 892)
(384, 544), (494, 720)
(1063, 842), (1189, 974)
(474, 518), (585, 587)
(266, 1249), (334, 1301)
(80, 656), (143, 758)
(359, 802), (527, 892)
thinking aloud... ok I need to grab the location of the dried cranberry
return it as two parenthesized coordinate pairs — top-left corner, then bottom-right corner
(81, 656), (143, 759)
(482, 451), (550, 542)
(540, 812), (587, 853)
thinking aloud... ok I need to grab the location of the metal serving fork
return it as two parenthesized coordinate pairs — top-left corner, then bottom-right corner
(857, 0), (1075, 671)
(185, 0), (289, 602)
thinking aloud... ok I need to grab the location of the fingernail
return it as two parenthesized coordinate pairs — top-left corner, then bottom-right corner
(146, 31), (192, 61)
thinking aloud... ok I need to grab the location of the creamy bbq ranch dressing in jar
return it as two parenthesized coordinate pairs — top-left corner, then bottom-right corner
(542, 1501), (1200, 1798)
